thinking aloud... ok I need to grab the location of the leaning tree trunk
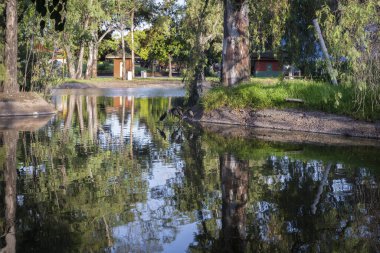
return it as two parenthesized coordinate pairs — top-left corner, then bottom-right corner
(222, 0), (250, 86)
(4, 0), (18, 93)
(312, 19), (338, 86)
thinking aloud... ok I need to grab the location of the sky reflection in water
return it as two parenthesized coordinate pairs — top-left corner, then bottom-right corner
(0, 91), (379, 253)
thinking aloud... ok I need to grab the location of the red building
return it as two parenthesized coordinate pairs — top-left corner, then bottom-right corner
(252, 53), (282, 77)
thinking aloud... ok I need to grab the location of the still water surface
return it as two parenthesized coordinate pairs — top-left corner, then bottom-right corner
(0, 89), (379, 252)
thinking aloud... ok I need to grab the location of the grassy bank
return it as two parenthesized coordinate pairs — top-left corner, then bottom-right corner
(202, 79), (380, 121)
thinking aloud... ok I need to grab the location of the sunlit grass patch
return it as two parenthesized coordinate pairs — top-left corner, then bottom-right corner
(202, 79), (379, 120)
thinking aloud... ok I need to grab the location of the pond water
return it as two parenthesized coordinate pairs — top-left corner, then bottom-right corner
(0, 89), (379, 253)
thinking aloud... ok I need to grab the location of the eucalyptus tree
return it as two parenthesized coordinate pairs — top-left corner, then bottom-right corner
(222, 0), (250, 86)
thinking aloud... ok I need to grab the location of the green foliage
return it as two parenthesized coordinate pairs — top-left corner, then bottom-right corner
(317, 0), (380, 117)
(249, 0), (290, 53)
(126, 30), (149, 60)
(202, 79), (379, 120)
(97, 61), (113, 74)
(181, 0), (223, 105)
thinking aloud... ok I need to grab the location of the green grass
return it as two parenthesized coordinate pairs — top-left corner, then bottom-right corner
(202, 79), (380, 121)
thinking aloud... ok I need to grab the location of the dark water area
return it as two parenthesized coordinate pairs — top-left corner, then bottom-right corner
(0, 90), (379, 252)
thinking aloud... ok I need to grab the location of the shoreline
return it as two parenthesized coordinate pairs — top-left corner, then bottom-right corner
(191, 106), (380, 140)
(58, 81), (380, 140)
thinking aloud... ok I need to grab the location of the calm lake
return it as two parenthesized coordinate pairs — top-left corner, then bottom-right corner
(1, 88), (379, 252)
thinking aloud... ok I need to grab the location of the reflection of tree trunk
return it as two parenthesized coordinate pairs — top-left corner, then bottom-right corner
(311, 163), (331, 215)
(86, 96), (94, 141)
(91, 96), (98, 140)
(220, 153), (248, 252)
(1, 131), (18, 253)
(129, 97), (134, 159)
(120, 97), (125, 148)
(65, 95), (76, 131)
(76, 96), (84, 133)
(102, 215), (113, 247)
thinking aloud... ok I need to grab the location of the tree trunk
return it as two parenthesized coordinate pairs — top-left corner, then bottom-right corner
(4, 0), (18, 93)
(85, 40), (94, 79)
(131, 10), (135, 78)
(312, 19), (338, 86)
(76, 44), (85, 79)
(76, 18), (89, 79)
(64, 44), (76, 79)
(168, 54), (172, 78)
(121, 29), (126, 80)
(222, 0), (250, 86)
(92, 44), (98, 78)
(0, 131), (18, 253)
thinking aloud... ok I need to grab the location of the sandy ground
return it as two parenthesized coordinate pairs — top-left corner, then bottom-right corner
(0, 92), (56, 117)
(197, 122), (380, 147)
(191, 106), (380, 140)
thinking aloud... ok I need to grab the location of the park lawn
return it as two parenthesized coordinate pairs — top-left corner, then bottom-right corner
(201, 78), (380, 121)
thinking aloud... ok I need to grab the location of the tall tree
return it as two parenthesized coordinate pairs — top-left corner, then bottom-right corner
(4, 0), (18, 93)
(222, 0), (250, 86)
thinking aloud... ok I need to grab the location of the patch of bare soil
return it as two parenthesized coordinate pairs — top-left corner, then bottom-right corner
(0, 92), (56, 117)
(191, 107), (380, 140)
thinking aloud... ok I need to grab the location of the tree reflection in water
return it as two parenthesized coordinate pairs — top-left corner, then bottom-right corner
(0, 93), (379, 252)
(0, 131), (17, 253)
(219, 153), (248, 253)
